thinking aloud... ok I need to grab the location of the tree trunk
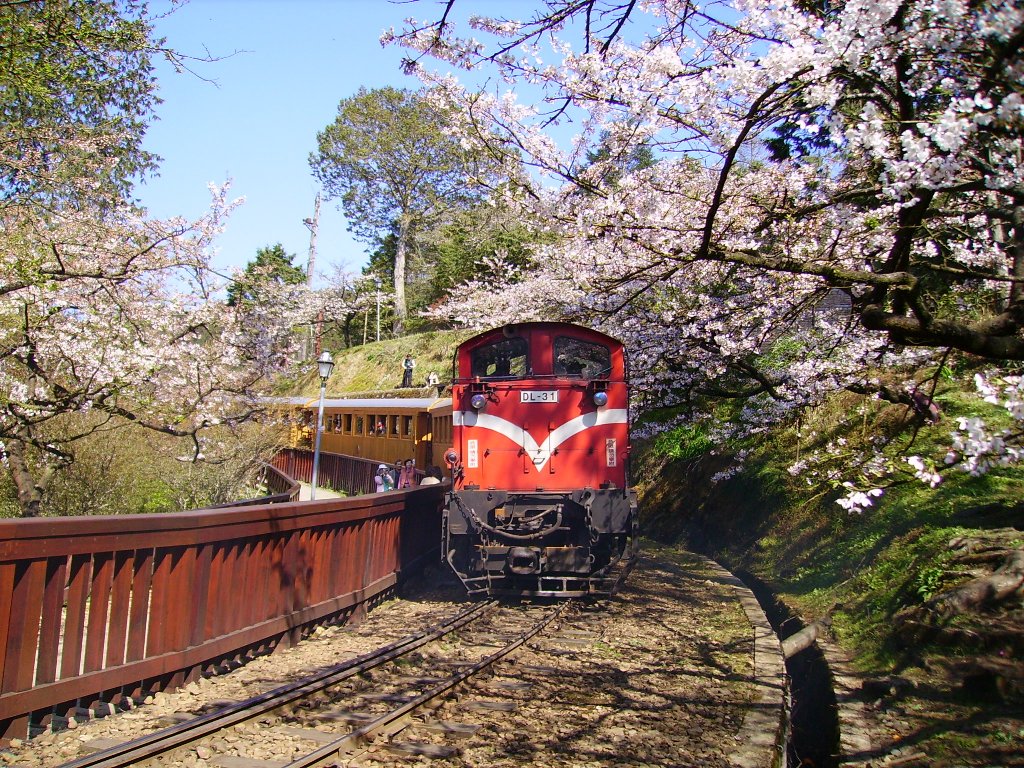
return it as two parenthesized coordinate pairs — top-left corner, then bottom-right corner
(1009, 203), (1024, 307)
(393, 216), (410, 334)
(4, 437), (47, 517)
(927, 550), (1024, 616)
(343, 311), (354, 348)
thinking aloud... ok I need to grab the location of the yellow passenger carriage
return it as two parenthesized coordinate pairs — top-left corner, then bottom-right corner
(286, 396), (453, 470)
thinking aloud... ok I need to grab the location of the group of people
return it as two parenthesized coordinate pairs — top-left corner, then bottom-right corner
(374, 460), (444, 492)
(400, 354), (440, 389)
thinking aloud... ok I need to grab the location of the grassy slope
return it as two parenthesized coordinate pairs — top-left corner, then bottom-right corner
(636, 379), (1024, 766)
(281, 329), (472, 398)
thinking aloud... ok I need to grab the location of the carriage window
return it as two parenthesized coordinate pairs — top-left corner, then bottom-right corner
(553, 337), (612, 379)
(403, 415), (414, 437)
(390, 415), (400, 436)
(355, 415), (364, 435)
(470, 337), (529, 379)
(332, 414), (342, 432)
(372, 415), (386, 435)
(344, 414), (353, 434)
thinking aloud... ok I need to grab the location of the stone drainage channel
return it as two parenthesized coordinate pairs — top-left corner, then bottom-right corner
(738, 569), (842, 768)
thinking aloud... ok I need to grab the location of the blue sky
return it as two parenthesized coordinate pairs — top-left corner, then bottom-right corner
(139, 0), (456, 285)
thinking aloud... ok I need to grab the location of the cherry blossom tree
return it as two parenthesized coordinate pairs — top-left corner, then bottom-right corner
(389, 0), (1024, 505)
(229, 265), (374, 361)
(0, 184), (279, 516)
(0, 2), (273, 516)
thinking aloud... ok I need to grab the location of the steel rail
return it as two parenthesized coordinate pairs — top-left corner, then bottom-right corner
(285, 601), (569, 768)
(56, 600), (497, 768)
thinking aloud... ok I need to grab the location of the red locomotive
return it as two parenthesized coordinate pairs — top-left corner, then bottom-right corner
(442, 322), (638, 597)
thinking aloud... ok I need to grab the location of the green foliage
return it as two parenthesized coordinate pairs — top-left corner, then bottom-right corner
(226, 243), (306, 307)
(311, 86), (481, 241)
(0, 419), (284, 517)
(310, 86), (490, 328)
(758, 334), (808, 371)
(0, 469), (17, 519)
(914, 562), (946, 602)
(636, 368), (1024, 670)
(0, 0), (160, 209)
(423, 202), (540, 303)
(583, 129), (658, 187)
(652, 423), (714, 461)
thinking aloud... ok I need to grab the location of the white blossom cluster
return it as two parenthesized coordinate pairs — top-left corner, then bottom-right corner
(390, 0), (1023, 510)
(0, 183), (271, 466)
(944, 374), (1024, 475)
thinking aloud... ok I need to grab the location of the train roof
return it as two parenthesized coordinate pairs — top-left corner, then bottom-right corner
(320, 397), (451, 412)
(263, 397), (453, 415)
(458, 321), (623, 349)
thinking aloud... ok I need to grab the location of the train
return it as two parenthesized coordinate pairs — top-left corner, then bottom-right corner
(282, 396), (452, 469)
(442, 321), (638, 597)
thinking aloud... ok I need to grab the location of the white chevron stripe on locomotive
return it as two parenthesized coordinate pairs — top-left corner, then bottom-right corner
(453, 409), (628, 471)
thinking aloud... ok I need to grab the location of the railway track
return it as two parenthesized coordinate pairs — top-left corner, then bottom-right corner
(8, 551), (787, 768)
(56, 599), (567, 768)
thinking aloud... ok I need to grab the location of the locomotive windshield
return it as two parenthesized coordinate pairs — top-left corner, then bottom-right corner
(553, 336), (612, 379)
(470, 336), (529, 379)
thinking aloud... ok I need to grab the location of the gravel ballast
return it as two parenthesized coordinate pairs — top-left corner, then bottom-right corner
(0, 546), (787, 768)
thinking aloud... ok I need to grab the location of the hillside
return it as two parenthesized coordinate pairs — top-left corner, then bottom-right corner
(636, 380), (1024, 766)
(283, 329), (472, 399)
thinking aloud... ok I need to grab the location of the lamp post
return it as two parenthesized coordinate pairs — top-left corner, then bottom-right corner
(310, 351), (334, 500)
(374, 276), (381, 343)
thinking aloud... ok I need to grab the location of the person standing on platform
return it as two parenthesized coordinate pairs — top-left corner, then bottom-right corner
(401, 354), (416, 387)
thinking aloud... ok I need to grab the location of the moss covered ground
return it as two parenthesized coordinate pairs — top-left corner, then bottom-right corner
(636, 378), (1024, 767)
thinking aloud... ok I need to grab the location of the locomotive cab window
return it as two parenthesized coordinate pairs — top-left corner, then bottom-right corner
(553, 336), (612, 379)
(470, 337), (529, 379)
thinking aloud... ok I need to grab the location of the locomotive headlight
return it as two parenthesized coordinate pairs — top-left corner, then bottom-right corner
(470, 393), (487, 410)
(592, 390), (609, 407)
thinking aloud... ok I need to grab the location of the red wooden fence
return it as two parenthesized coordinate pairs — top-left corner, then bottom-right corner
(273, 448), (423, 496)
(0, 481), (443, 744)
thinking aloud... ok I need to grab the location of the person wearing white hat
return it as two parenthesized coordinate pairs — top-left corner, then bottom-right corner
(374, 464), (394, 492)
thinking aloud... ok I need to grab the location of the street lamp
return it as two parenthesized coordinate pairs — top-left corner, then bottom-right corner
(310, 351), (335, 500)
